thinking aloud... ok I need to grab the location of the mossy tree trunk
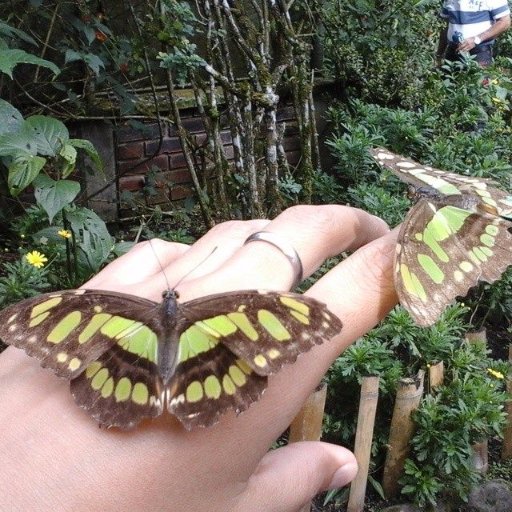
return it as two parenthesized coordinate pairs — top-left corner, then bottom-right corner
(158, 0), (322, 219)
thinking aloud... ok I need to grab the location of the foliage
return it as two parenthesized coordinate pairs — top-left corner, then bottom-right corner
(1, 0), (328, 223)
(323, 43), (512, 505)
(0, 259), (51, 307)
(0, 24), (110, 290)
(325, 304), (510, 507)
(320, 0), (440, 108)
(401, 341), (508, 507)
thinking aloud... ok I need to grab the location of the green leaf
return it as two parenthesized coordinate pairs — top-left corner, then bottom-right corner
(34, 174), (80, 224)
(66, 207), (113, 274)
(82, 53), (105, 76)
(112, 241), (135, 257)
(64, 50), (104, 76)
(59, 144), (77, 178)
(0, 99), (24, 136)
(0, 21), (37, 46)
(69, 138), (103, 174)
(0, 49), (59, 78)
(64, 49), (82, 64)
(7, 154), (46, 195)
(25, 116), (69, 156)
(368, 475), (386, 499)
(0, 125), (37, 156)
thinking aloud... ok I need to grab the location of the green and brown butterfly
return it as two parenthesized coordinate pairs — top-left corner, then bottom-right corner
(371, 147), (512, 327)
(0, 286), (341, 429)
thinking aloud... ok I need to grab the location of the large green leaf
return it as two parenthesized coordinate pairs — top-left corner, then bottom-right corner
(8, 154), (46, 195)
(0, 49), (59, 78)
(25, 116), (69, 156)
(0, 99), (23, 136)
(34, 174), (80, 224)
(69, 138), (104, 174)
(66, 207), (113, 275)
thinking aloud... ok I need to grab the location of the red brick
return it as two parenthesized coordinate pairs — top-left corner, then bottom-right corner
(116, 122), (162, 143)
(146, 188), (170, 206)
(117, 142), (144, 160)
(117, 154), (170, 175)
(181, 117), (205, 133)
(170, 153), (187, 169)
(171, 185), (194, 200)
(145, 137), (183, 155)
(119, 175), (146, 192)
(220, 130), (232, 144)
(169, 169), (192, 184)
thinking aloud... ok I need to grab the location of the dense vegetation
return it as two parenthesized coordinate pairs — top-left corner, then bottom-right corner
(1, 0), (511, 509)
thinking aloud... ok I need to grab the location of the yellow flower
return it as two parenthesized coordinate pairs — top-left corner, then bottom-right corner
(487, 368), (505, 380)
(58, 229), (72, 239)
(25, 251), (48, 269)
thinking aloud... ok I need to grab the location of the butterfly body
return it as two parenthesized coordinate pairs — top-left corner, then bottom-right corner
(372, 147), (512, 326)
(0, 287), (341, 429)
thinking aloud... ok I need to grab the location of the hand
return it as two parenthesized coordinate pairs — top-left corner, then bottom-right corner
(458, 37), (477, 52)
(0, 205), (397, 512)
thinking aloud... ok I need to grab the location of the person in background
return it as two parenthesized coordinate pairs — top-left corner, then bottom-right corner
(437, 0), (511, 67)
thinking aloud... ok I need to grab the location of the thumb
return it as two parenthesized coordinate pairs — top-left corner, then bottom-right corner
(238, 441), (358, 512)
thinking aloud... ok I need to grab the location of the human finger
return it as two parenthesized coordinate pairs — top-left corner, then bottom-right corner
(176, 205), (389, 301)
(235, 441), (357, 512)
(84, 219), (270, 299)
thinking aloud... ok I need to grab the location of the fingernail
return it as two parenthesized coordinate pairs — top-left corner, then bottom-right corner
(328, 461), (358, 489)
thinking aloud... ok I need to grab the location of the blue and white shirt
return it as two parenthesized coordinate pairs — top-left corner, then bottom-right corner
(441, 0), (510, 44)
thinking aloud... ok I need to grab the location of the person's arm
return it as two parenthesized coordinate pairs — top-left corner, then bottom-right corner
(458, 14), (511, 52)
(0, 205), (396, 512)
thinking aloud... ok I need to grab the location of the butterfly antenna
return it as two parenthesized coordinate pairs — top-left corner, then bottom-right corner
(148, 239), (218, 292)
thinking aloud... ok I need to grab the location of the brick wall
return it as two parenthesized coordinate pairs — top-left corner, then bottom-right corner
(114, 105), (301, 215)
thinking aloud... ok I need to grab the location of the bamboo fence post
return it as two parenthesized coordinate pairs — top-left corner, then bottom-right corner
(289, 383), (328, 443)
(288, 384), (328, 512)
(428, 361), (444, 391)
(471, 439), (489, 474)
(382, 370), (425, 498)
(347, 376), (380, 512)
(465, 328), (487, 345)
(502, 345), (512, 460)
(466, 330), (489, 473)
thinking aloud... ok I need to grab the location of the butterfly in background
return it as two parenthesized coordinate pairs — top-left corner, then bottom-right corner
(371, 147), (512, 326)
(0, 286), (341, 429)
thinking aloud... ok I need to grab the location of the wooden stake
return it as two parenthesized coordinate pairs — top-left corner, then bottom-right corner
(289, 383), (328, 443)
(382, 370), (425, 498)
(288, 384), (328, 512)
(502, 345), (512, 460)
(471, 439), (489, 473)
(465, 328), (487, 345)
(428, 361), (444, 390)
(347, 376), (380, 512)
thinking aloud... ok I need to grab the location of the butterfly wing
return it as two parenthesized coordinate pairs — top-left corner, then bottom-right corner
(395, 201), (512, 326)
(0, 289), (165, 428)
(371, 147), (512, 217)
(168, 290), (342, 428)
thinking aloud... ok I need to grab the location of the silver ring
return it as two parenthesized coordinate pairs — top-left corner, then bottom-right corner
(244, 231), (304, 289)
